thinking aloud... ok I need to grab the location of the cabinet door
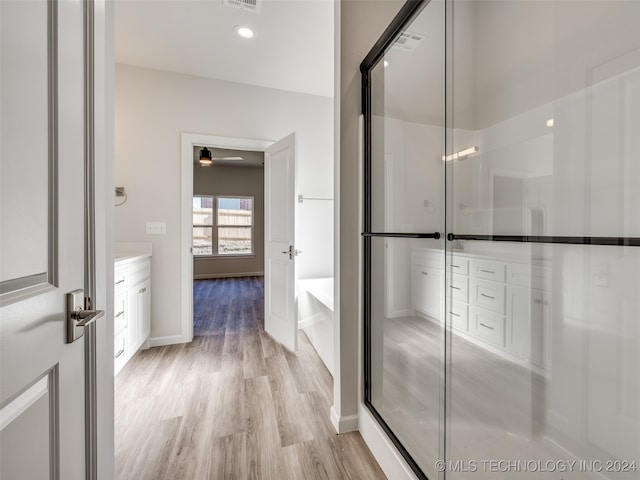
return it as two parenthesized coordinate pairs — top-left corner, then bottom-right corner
(506, 285), (550, 368)
(127, 287), (139, 355)
(537, 292), (551, 369)
(411, 265), (427, 314)
(412, 265), (442, 320)
(507, 285), (533, 359)
(424, 267), (443, 320)
(137, 279), (151, 344)
(128, 279), (150, 353)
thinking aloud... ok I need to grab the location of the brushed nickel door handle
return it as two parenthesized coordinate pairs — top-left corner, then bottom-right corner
(67, 290), (105, 343)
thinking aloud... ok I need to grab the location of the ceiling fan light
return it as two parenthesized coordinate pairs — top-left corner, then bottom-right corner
(199, 147), (213, 166)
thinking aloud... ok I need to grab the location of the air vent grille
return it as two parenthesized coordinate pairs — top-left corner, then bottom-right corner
(392, 31), (424, 51)
(223, 0), (261, 14)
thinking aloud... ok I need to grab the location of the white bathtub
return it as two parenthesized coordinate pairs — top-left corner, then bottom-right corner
(298, 277), (334, 375)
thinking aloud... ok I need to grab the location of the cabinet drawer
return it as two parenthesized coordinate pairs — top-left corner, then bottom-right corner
(450, 274), (469, 302)
(449, 257), (469, 275)
(471, 259), (506, 282)
(472, 308), (505, 347)
(114, 294), (127, 335)
(471, 279), (506, 314)
(449, 301), (468, 332)
(128, 259), (150, 287)
(114, 267), (127, 294)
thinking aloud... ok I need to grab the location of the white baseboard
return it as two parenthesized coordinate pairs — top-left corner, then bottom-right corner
(386, 309), (412, 319)
(298, 312), (329, 329)
(358, 405), (418, 480)
(329, 406), (358, 434)
(193, 272), (264, 279)
(148, 334), (190, 347)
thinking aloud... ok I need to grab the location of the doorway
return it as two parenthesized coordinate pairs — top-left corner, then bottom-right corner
(180, 134), (272, 343)
(181, 133), (301, 352)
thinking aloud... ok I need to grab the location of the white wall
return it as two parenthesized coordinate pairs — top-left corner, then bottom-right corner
(337, 0), (404, 436)
(115, 64), (333, 340)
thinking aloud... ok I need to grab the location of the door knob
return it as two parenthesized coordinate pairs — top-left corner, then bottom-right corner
(281, 245), (296, 259)
(67, 289), (104, 343)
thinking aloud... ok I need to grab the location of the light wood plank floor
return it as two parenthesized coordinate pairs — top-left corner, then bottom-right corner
(115, 277), (386, 480)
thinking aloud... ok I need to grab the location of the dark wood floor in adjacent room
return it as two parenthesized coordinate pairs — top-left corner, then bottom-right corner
(115, 276), (386, 480)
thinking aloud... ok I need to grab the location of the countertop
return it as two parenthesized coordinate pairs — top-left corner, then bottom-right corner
(414, 246), (551, 265)
(115, 242), (153, 267)
(114, 253), (152, 266)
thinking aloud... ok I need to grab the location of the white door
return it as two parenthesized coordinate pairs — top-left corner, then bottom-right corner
(1, 1), (102, 479)
(264, 133), (298, 351)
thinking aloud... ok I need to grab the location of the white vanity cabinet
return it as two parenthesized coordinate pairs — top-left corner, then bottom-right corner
(411, 249), (443, 321)
(114, 255), (151, 375)
(411, 248), (551, 373)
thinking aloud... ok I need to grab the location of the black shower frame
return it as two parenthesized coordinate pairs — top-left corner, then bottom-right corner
(360, 1), (640, 479)
(360, 1), (435, 479)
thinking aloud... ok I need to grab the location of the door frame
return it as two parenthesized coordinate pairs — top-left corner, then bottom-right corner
(179, 133), (273, 344)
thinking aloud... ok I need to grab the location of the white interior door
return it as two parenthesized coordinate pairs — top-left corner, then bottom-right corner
(1, 1), (100, 478)
(264, 133), (298, 351)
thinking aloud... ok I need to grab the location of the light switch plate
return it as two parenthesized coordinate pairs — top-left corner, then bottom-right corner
(146, 222), (166, 235)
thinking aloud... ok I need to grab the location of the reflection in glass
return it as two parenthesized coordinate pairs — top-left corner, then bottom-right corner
(366, 1), (445, 477)
(365, 0), (640, 479)
(446, 1), (640, 479)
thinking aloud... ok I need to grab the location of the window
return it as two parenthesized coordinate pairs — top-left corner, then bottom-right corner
(193, 196), (214, 255)
(193, 195), (254, 256)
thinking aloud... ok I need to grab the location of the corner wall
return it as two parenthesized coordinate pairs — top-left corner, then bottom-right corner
(337, 0), (404, 429)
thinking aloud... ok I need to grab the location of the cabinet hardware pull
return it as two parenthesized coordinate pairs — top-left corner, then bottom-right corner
(115, 349), (125, 358)
(115, 279), (125, 285)
(480, 293), (495, 299)
(533, 298), (542, 304)
(480, 269), (495, 274)
(451, 286), (461, 290)
(480, 323), (494, 330)
(450, 312), (460, 317)
(421, 271), (428, 276)
(451, 264), (460, 268)
(115, 311), (124, 318)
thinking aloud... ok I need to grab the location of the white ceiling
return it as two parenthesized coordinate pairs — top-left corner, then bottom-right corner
(115, 0), (334, 98)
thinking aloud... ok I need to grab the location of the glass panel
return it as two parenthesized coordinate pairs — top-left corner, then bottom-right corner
(446, 1), (640, 478)
(369, 236), (443, 478)
(193, 227), (212, 255)
(370, 0), (444, 234)
(193, 196), (213, 225)
(217, 197), (253, 226)
(366, 1), (445, 476)
(218, 227), (252, 255)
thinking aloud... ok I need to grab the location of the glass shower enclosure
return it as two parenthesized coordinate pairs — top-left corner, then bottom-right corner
(360, 1), (640, 479)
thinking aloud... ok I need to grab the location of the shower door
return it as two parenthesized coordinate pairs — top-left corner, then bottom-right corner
(361, 1), (445, 478)
(362, 1), (640, 479)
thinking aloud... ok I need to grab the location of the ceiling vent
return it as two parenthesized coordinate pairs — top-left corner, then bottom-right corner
(392, 31), (424, 51)
(223, 0), (261, 14)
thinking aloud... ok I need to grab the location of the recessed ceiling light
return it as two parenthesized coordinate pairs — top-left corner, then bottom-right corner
(234, 26), (255, 39)
(383, 60), (389, 68)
